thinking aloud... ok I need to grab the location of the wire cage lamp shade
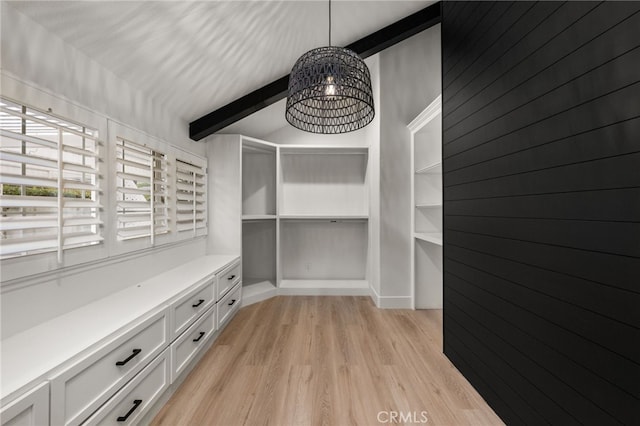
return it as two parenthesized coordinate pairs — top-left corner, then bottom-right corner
(285, 46), (375, 134)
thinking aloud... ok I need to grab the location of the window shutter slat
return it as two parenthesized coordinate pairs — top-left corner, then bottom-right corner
(0, 174), (58, 187)
(0, 236), (59, 257)
(0, 128), (59, 150)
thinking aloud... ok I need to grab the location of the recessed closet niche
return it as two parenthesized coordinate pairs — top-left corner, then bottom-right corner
(241, 139), (278, 300)
(278, 146), (369, 292)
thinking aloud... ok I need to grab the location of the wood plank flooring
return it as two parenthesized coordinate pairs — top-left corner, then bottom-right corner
(151, 296), (504, 425)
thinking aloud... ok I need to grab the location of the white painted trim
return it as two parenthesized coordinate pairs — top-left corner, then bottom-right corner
(369, 285), (412, 309)
(277, 287), (370, 297)
(377, 295), (413, 309)
(369, 284), (381, 307)
(407, 94), (442, 132)
(242, 287), (277, 307)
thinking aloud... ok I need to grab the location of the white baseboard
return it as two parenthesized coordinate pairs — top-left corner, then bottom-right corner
(369, 285), (413, 309)
(241, 287), (277, 307)
(277, 287), (370, 296)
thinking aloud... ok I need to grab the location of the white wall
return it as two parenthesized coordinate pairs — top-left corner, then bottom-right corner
(0, 2), (202, 156)
(378, 24), (441, 300)
(0, 3), (208, 338)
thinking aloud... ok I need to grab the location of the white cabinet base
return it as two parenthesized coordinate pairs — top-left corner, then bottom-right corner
(0, 383), (49, 426)
(82, 349), (170, 426)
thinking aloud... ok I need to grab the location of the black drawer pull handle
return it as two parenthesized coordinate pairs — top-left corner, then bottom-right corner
(228, 299), (236, 306)
(117, 399), (142, 422)
(192, 299), (205, 308)
(193, 331), (205, 342)
(227, 274), (236, 281)
(115, 349), (141, 366)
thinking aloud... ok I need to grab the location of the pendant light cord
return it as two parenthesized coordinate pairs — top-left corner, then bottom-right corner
(328, 0), (332, 46)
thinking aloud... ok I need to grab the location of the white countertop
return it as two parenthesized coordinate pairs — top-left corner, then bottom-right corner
(1, 254), (239, 403)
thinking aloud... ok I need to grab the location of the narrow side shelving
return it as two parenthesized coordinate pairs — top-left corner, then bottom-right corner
(409, 95), (443, 309)
(414, 232), (443, 246)
(415, 162), (442, 175)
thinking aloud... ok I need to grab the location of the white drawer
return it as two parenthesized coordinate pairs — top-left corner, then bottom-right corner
(170, 304), (217, 383)
(217, 261), (241, 301)
(50, 308), (169, 426)
(218, 282), (241, 327)
(0, 382), (49, 426)
(170, 278), (215, 339)
(83, 348), (170, 426)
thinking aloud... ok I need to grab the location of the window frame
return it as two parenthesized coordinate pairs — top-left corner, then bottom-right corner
(0, 95), (109, 281)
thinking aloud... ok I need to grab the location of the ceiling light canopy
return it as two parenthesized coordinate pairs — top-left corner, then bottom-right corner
(285, 0), (375, 134)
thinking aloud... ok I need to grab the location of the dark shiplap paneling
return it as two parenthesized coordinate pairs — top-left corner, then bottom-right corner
(441, 2), (640, 425)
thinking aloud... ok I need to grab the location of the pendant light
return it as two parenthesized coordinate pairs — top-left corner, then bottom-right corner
(285, 0), (375, 134)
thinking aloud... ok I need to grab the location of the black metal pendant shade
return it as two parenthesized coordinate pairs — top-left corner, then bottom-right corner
(285, 46), (375, 134)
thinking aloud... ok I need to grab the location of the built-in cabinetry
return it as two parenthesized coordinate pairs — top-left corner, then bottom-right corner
(241, 139), (278, 303)
(210, 135), (371, 305)
(0, 383), (49, 426)
(0, 255), (241, 426)
(409, 95), (443, 309)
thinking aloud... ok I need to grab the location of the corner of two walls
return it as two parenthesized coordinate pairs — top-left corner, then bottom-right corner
(378, 24), (441, 307)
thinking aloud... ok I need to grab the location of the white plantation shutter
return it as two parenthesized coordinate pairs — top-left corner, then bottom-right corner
(175, 159), (206, 235)
(116, 138), (169, 242)
(0, 98), (102, 260)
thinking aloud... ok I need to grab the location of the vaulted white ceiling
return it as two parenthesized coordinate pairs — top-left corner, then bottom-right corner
(8, 0), (434, 133)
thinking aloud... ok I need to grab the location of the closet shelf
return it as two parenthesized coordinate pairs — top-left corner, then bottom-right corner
(279, 145), (368, 155)
(279, 214), (368, 220)
(415, 162), (442, 175)
(242, 214), (276, 220)
(414, 232), (443, 246)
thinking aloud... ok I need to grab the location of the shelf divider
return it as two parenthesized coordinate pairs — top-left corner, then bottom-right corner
(279, 214), (368, 220)
(415, 162), (442, 175)
(414, 232), (443, 246)
(415, 203), (442, 209)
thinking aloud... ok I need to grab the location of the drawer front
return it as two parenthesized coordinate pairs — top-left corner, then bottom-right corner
(50, 308), (169, 426)
(171, 304), (217, 382)
(0, 382), (49, 426)
(217, 261), (241, 301)
(218, 282), (241, 327)
(83, 348), (170, 426)
(171, 278), (215, 339)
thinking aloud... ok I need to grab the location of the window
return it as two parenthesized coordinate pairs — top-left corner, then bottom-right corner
(0, 98), (102, 260)
(175, 159), (206, 235)
(115, 137), (169, 242)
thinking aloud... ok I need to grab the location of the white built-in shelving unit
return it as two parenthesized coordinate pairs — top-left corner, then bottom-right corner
(210, 136), (371, 305)
(241, 138), (278, 304)
(409, 95), (443, 309)
(278, 145), (369, 295)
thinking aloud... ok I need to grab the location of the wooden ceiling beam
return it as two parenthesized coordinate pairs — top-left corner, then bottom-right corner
(189, 1), (441, 141)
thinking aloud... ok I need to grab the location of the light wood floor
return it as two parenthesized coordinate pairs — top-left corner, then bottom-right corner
(152, 296), (503, 426)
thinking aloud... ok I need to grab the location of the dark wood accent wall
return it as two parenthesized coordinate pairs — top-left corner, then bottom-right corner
(441, 2), (640, 424)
